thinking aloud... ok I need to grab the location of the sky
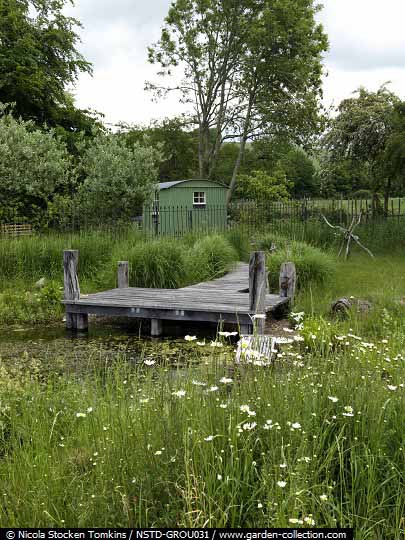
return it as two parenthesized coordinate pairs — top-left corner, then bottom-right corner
(65, 0), (405, 128)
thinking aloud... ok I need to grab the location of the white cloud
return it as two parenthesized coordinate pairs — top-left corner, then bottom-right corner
(66, 0), (405, 126)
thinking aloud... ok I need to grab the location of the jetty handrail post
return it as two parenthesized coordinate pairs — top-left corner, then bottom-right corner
(117, 261), (129, 288)
(279, 262), (297, 305)
(249, 251), (267, 335)
(63, 249), (88, 331)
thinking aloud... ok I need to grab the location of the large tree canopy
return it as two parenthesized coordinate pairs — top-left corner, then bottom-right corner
(0, 0), (93, 129)
(147, 0), (328, 202)
(324, 86), (402, 212)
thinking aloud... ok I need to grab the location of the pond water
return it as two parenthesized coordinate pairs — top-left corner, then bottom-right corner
(0, 319), (230, 374)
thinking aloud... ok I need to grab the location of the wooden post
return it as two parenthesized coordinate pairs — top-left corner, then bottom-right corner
(63, 249), (88, 331)
(117, 261), (129, 288)
(279, 262), (296, 305)
(240, 323), (253, 335)
(249, 251), (267, 334)
(151, 319), (162, 337)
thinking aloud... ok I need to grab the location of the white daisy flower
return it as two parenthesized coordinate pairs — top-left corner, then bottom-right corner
(172, 390), (186, 398)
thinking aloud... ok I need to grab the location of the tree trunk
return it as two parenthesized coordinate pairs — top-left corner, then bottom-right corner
(198, 121), (211, 178)
(383, 178), (391, 218)
(226, 95), (254, 205)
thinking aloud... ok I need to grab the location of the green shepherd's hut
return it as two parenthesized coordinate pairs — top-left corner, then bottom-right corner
(143, 179), (228, 236)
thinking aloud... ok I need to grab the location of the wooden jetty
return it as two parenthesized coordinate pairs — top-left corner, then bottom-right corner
(63, 250), (296, 336)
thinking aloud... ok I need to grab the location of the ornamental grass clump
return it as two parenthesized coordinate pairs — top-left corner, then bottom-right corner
(185, 234), (238, 283)
(225, 228), (251, 262)
(257, 234), (335, 291)
(125, 239), (187, 289)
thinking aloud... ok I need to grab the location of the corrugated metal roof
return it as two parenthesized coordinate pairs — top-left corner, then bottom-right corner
(158, 179), (227, 190)
(158, 180), (188, 190)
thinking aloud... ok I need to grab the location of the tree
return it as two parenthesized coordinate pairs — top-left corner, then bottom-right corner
(279, 147), (318, 198)
(77, 133), (162, 222)
(118, 117), (198, 182)
(147, 0), (327, 203)
(250, 137), (319, 197)
(0, 105), (72, 222)
(317, 154), (369, 198)
(235, 168), (291, 202)
(383, 101), (405, 194)
(0, 0), (93, 128)
(324, 86), (401, 214)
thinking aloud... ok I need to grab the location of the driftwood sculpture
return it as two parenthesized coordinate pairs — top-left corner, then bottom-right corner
(321, 212), (374, 260)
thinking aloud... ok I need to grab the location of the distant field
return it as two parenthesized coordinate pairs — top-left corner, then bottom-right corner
(308, 197), (405, 215)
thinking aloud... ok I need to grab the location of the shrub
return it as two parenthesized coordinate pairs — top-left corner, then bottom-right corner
(256, 233), (335, 291)
(78, 134), (161, 222)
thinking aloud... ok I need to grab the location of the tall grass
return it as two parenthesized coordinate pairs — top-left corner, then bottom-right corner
(256, 233), (335, 291)
(0, 229), (142, 284)
(124, 239), (187, 289)
(185, 234), (238, 283)
(0, 315), (403, 533)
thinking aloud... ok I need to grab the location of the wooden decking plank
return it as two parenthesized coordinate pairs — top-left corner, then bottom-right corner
(63, 261), (289, 328)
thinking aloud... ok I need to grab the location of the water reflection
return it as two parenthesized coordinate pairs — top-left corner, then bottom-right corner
(0, 319), (225, 374)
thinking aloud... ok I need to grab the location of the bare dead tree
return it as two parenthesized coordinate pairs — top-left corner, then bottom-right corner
(321, 212), (375, 260)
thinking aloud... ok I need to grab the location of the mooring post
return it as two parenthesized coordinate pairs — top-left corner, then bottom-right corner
(63, 249), (88, 331)
(117, 261), (129, 288)
(151, 319), (162, 337)
(249, 251), (267, 335)
(279, 262), (297, 305)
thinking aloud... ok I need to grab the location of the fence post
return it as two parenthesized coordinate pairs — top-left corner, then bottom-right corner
(117, 261), (129, 288)
(279, 262), (296, 306)
(63, 249), (88, 331)
(249, 251), (267, 335)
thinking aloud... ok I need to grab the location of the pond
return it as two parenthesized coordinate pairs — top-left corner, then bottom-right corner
(0, 319), (233, 376)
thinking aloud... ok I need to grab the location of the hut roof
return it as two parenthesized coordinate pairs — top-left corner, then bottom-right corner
(158, 179), (226, 190)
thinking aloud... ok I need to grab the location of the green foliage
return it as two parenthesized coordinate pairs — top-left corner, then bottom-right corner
(0, 231), (127, 284)
(384, 101), (405, 187)
(0, 108), (72, 223)
(119, 117), (199, 182)
(0, 280), (63, 324)
(225, 228), (251, 262)
(77, 133), (161, 222)
(256, 233), (335, 290)
(120, 240), (187, 289)
(352, 189), (373, 199)
(323, 85), (404, 208)
(235, 169), (291, 202)
(185, 234), (237, 282)
(317, 155), (370, 198)
(280, 147), (318, 198)
(0, 0), (92, 129)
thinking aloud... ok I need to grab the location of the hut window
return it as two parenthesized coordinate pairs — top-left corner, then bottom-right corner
(193, 191), (206, 207)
